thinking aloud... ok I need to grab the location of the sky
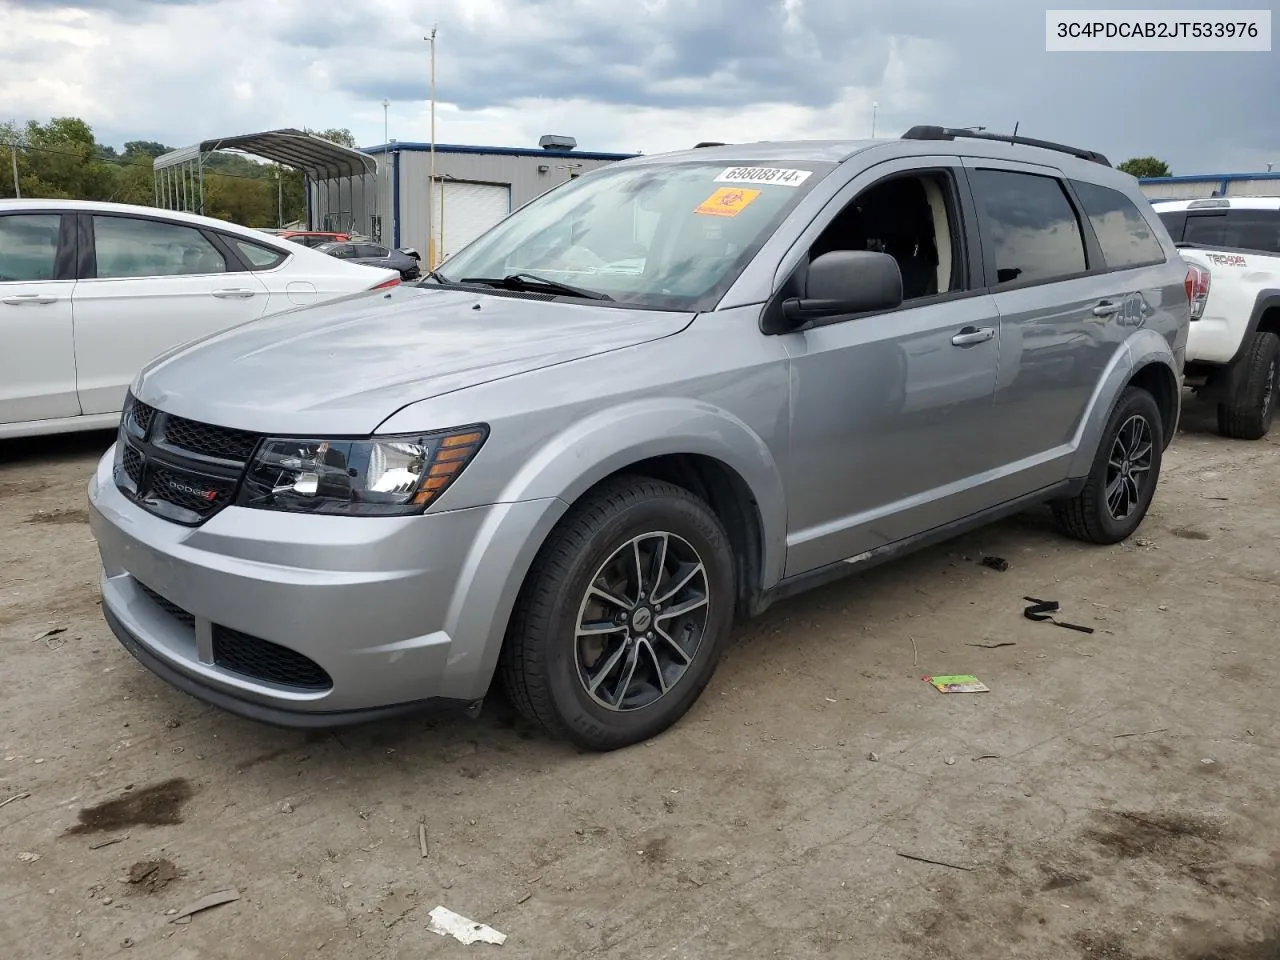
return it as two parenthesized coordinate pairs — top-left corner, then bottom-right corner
(0, 0), (1277, 175)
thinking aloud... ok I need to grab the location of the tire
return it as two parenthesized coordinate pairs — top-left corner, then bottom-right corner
(1216, 331), (1280, 440)
(500, 476), (735, 751)
(1053, 386), (1163, 545)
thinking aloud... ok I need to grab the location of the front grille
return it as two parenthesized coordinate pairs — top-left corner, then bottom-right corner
(124, 394), (157, 436)
(114, 398), (262, 526)
(159, 415), (259, 462)
(122, 444), (143, 487)
(148, 466), (237, 517)
(136, 582), (195, 628)
(213, 626), (332, 690)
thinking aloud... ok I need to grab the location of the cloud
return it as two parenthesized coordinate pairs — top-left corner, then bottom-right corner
(0, 0), (1275, 175)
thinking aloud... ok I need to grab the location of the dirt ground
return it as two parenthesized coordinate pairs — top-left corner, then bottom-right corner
(2, 397), (1279, 960)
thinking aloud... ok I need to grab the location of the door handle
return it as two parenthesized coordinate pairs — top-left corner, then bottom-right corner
(1092, 301), (1120, 317)
(2, 294), (58, 305)
(210, 288), (257, 299)
(951, 326), (995, 346)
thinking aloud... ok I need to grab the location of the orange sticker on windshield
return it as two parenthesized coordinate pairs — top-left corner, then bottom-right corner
(695, 187), (761, 218)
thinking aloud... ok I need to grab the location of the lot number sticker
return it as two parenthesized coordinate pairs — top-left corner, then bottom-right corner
(695, 187), (761, 218)
(715, 166), (812, 187)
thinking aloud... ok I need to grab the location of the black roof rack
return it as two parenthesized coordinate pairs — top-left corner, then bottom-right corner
(693, 141), (727, 148)
(900, 125), (1111, 167)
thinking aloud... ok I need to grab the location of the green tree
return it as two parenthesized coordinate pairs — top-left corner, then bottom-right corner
(312, 127), (357, 148)
(123, 140), (170, 160)
(1118, 156), (1172, 179)
(0, 114), (335, 226)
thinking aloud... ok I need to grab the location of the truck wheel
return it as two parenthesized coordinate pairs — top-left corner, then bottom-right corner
(1053, 386), (1163, 545)
(500, 476), (735, 751)
(1216, 331), (1280, 440)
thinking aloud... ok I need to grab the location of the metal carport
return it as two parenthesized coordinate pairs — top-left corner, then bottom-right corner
(152, 128), (377, 231)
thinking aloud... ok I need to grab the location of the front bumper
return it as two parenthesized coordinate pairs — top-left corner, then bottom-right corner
(87, 445), (564, 725)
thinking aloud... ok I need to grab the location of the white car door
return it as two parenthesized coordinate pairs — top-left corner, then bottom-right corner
(0, 210), (79, 425)
(71, 212), (271, 415)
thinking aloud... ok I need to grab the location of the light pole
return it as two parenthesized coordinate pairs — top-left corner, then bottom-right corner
(426, 25), (438, 268)
(871, 101), (879, 139)
(382, 98), (390, 244)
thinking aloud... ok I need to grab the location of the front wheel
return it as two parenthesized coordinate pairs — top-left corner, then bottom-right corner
(500, 476), (736, 751)
(1053, 386), (1163, 545)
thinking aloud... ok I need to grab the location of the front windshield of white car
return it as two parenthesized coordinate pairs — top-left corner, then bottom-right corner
(431, 159), (834, 310)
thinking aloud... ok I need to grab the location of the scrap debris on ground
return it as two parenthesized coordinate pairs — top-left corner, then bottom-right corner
(2, 406), (1279, 959)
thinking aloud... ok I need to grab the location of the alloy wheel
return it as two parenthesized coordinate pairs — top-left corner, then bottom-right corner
(1105, 414), (1154, 521)
(574, 531), (709, 712)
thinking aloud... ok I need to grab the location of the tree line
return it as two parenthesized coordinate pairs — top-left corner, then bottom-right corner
(0, 116), (361, 228)
(1, 115), (1177, 229)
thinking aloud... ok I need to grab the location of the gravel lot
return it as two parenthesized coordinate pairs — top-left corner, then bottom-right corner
(2, 399), (1279, 960)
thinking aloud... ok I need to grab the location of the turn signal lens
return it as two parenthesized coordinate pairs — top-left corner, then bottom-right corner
(413, 429), (486, 505)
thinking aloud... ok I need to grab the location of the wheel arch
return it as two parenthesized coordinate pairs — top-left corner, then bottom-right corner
(1127, 360), (1180, 449)
(1222, 289), (1280, 367)
(441, 400), (788, 701)
(1067, 331), (1181, 477)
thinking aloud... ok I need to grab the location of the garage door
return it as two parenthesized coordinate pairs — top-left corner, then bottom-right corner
(433, 181), (511, 263)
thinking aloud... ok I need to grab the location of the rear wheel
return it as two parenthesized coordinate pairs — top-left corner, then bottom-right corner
(1216, 331), (1280, 440)
(1053, 387), (1163, 545)
(500, 476), (735, 751)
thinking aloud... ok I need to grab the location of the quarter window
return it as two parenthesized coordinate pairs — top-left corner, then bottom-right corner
(0, 214), (61, 282)
(1071, 180), (1166, 268)
(93, 216), (228, 279)
(230, 237), (288, 270)
(970, 169), (1087, 285)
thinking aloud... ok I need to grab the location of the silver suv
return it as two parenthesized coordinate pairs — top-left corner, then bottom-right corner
(87, 127), (1191, 750)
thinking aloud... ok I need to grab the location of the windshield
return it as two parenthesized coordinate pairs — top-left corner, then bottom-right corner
(433, 159), (835, 310)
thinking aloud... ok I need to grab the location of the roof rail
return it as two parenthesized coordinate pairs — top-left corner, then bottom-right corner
(693, 141), (727, 148)
(900, 125), (1111, 167)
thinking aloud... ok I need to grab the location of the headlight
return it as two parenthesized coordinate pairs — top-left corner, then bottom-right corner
(236, 425), (487, 516)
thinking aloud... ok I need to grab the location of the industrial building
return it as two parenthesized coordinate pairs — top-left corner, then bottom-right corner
(153, 129), (636, 266)
(312, 135), (636, 264)
(1139, 171), (1280, 201)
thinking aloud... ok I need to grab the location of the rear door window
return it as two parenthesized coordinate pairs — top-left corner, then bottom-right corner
(0, 213), (62, 282)
(968, 169), (1088, 285)
(1070, 180), (1166, 268)
(93, 216), (228, 278)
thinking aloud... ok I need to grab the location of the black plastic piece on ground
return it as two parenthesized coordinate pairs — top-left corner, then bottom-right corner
(1022, 596), (1096, 634)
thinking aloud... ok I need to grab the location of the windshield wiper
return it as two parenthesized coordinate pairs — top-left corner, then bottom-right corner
(458, 273), (614, 301)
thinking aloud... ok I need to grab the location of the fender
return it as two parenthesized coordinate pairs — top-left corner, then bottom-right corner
(435, 398), (789, 700)
(1224, 289), (1280, 368)
(1066, 328), (1179, 478)
(495, 397), (789, 586)
(1201, 291), (1280, 407)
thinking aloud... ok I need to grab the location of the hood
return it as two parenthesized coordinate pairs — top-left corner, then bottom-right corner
(135, 285), (694, 435)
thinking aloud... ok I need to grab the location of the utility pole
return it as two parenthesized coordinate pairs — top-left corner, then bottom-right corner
(9, 138), (20, 199)
(871, 101), (879, 139)
(426, 25), (438, 268)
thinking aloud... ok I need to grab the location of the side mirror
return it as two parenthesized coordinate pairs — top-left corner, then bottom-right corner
(781, 250), (903, 328)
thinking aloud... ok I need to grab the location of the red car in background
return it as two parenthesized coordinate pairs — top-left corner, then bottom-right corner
(279, 230), (351, 248)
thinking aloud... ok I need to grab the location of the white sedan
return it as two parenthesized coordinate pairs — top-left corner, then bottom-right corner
(0, 199), (403, 439)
